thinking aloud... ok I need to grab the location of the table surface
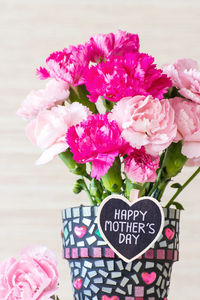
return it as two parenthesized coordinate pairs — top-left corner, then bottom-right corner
(0, 0), (200, 299)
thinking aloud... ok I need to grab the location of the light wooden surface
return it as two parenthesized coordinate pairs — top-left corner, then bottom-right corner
(0, 0), (200, 299)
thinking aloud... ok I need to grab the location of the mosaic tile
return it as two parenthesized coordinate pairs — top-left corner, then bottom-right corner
(68, 221), (72, 231)
(131, 274), (139, 284)
(83, 290), (91, 296)
(120, 277), (129, 287)
(86, 236), (96, 245)
(135, 286), (144, 297)
(116, 260), (124, 270)
(105, 248), (115, 258)
(145, 249), (154, 259)
(145, 262), (154, 269)
(93, 247), (102, 258)
(125, 262), (132, 271)
(127, 284), (132, 295)
(74, 269), (80, 277)
(66, 208), (72, 218)
(82, 207), (91, 217)
(70, 234), (75, 245)
(99, 270), (109, 277)
(156, 276), (162, 286)
(90, 284), (99, 293)
(111, 271), (122, 278)
(77, 241), (85, 247)
(115, 287), (126, 294)
(73, 207), (80, 217)
(157, 264), (163, 271)
(94, 277), (103, 284)
(81, 267), (87, 277)
(107, 260), (114, 271)
(106, 279), (117, 285)
(102, 287), (112, 293)
(89, 224), (95, 234)
(97, 241), (107, 246)
(134, 261), (142, 272)
(95, 228), (102, 238)
(83, 277), (90, 288)
(88, 271), (97, 278)
(157, 249), (165, 259)
(159, 241), (167, 247)
(72, 248), (78, 259)
(125, 297), (134, 300)
(147, 287), (155, 294)
(84, 261), (92, 268)
(82, 218), (91, 226)
(80, 248), (88, 258)
(95, 260), (105, 267)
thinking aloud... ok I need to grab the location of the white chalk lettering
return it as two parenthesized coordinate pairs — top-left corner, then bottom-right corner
(119, 233), (125, 244)
(132, 234), (140, 245)
(149, 223), (155, 234)
(121, 209), (127, 220)
(138, 222), (145, 233)
(133, 210), (139, 220)
(105, 221), (112, 231)
(113, 221), (119, 232)
(114, 209), (120, 220)
(140, 210), (147, 221)
(127, 210), (133, 220)
(119, 221), (126, 231)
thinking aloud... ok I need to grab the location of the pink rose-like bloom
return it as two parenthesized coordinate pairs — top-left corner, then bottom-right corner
(169, 97), (200, 161)
(0, 246), (58, 300)
(17, 79), (69, 121)
(26, 102), (91, 165)
(87, 30), (139, 62)
(163, 58), (200, 103)
(124, 147), (160, 183)
(66, 114), (127, 179)
(36, 45), (90, 85)
(109, 95), (177, 156)
(84, 52), (172, 103)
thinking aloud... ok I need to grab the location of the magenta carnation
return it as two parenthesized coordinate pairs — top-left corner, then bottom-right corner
(66, 114), (127, 179)
(124, 147), (160, 183)
(84, 52), (172, 102)
(36, 45), (90, 85)
(87, 30), (139, 62)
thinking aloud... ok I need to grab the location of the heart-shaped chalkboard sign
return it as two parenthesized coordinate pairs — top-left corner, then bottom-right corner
(97, 195), (164, 262)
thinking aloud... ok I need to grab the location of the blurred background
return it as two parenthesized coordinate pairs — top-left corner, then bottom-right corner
(0, 0), (200, 299)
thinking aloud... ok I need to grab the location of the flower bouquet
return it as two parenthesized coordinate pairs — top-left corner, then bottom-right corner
(17, 30), (200, 300)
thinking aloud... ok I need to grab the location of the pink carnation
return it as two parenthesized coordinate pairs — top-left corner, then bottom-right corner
(26, 102), (91, 165)
(124, 147), (160, 183)
(163, 58), (200, 103)
(84, 52), (172, 103)
(36, 45), (90, 85)
(109, 95), (177, 156)
(66, 114), (127, 179)
(169, 97), (200, 161)
(17, 79), (69, 120)
(0, 246), (58, 300)
(87, 30), (139, 62)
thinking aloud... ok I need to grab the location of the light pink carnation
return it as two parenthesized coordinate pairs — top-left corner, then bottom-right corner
(109, 95), (177, 156)
(87, 30), (139, 62)
(84, 52), (172, 103)
(66, 114), (128, 179)
(124, 147), (160, 183)
(163, 58), (200, 103)
(17, 79), (69, 121)
(0, 246), (58, 300)
(36, 45), (90, 85)
(169, 97), (200, 161)
(26, 102), (91, 164)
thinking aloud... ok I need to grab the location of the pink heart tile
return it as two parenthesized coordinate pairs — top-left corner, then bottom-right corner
(101, 296), (119, 300)
(74, 226), (87, 238)
(73, 277), (82, 290)
(165, 227), (175, 240)
(141, 271), (157, 284)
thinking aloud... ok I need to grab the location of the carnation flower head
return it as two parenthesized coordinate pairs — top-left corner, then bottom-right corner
(36, 45), (90, 85)
(87, 29), (139, 62)
(84, 52), (172, 102)
(124, 147), (160, 183)
(163, 58), (200, 103)
(66, 114), (127, 179)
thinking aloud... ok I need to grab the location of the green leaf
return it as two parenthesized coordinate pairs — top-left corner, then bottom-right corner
(172, 201), (184, 210)
(171, 183), (182, 189)
(68, 85), (98, 113)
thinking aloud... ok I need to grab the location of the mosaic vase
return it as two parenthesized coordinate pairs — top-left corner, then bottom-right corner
(62, 205), (180, 300)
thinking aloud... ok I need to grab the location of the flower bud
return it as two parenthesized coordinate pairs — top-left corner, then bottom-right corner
(59, 148), (86, 175)
(101, 157), (122, 193)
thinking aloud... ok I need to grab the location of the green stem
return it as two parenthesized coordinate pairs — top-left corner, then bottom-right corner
(166, 167), (200, 207)
(81, 176), (96, 205)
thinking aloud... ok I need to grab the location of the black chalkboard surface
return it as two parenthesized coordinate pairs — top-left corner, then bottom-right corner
(97, 195), (164, 262)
